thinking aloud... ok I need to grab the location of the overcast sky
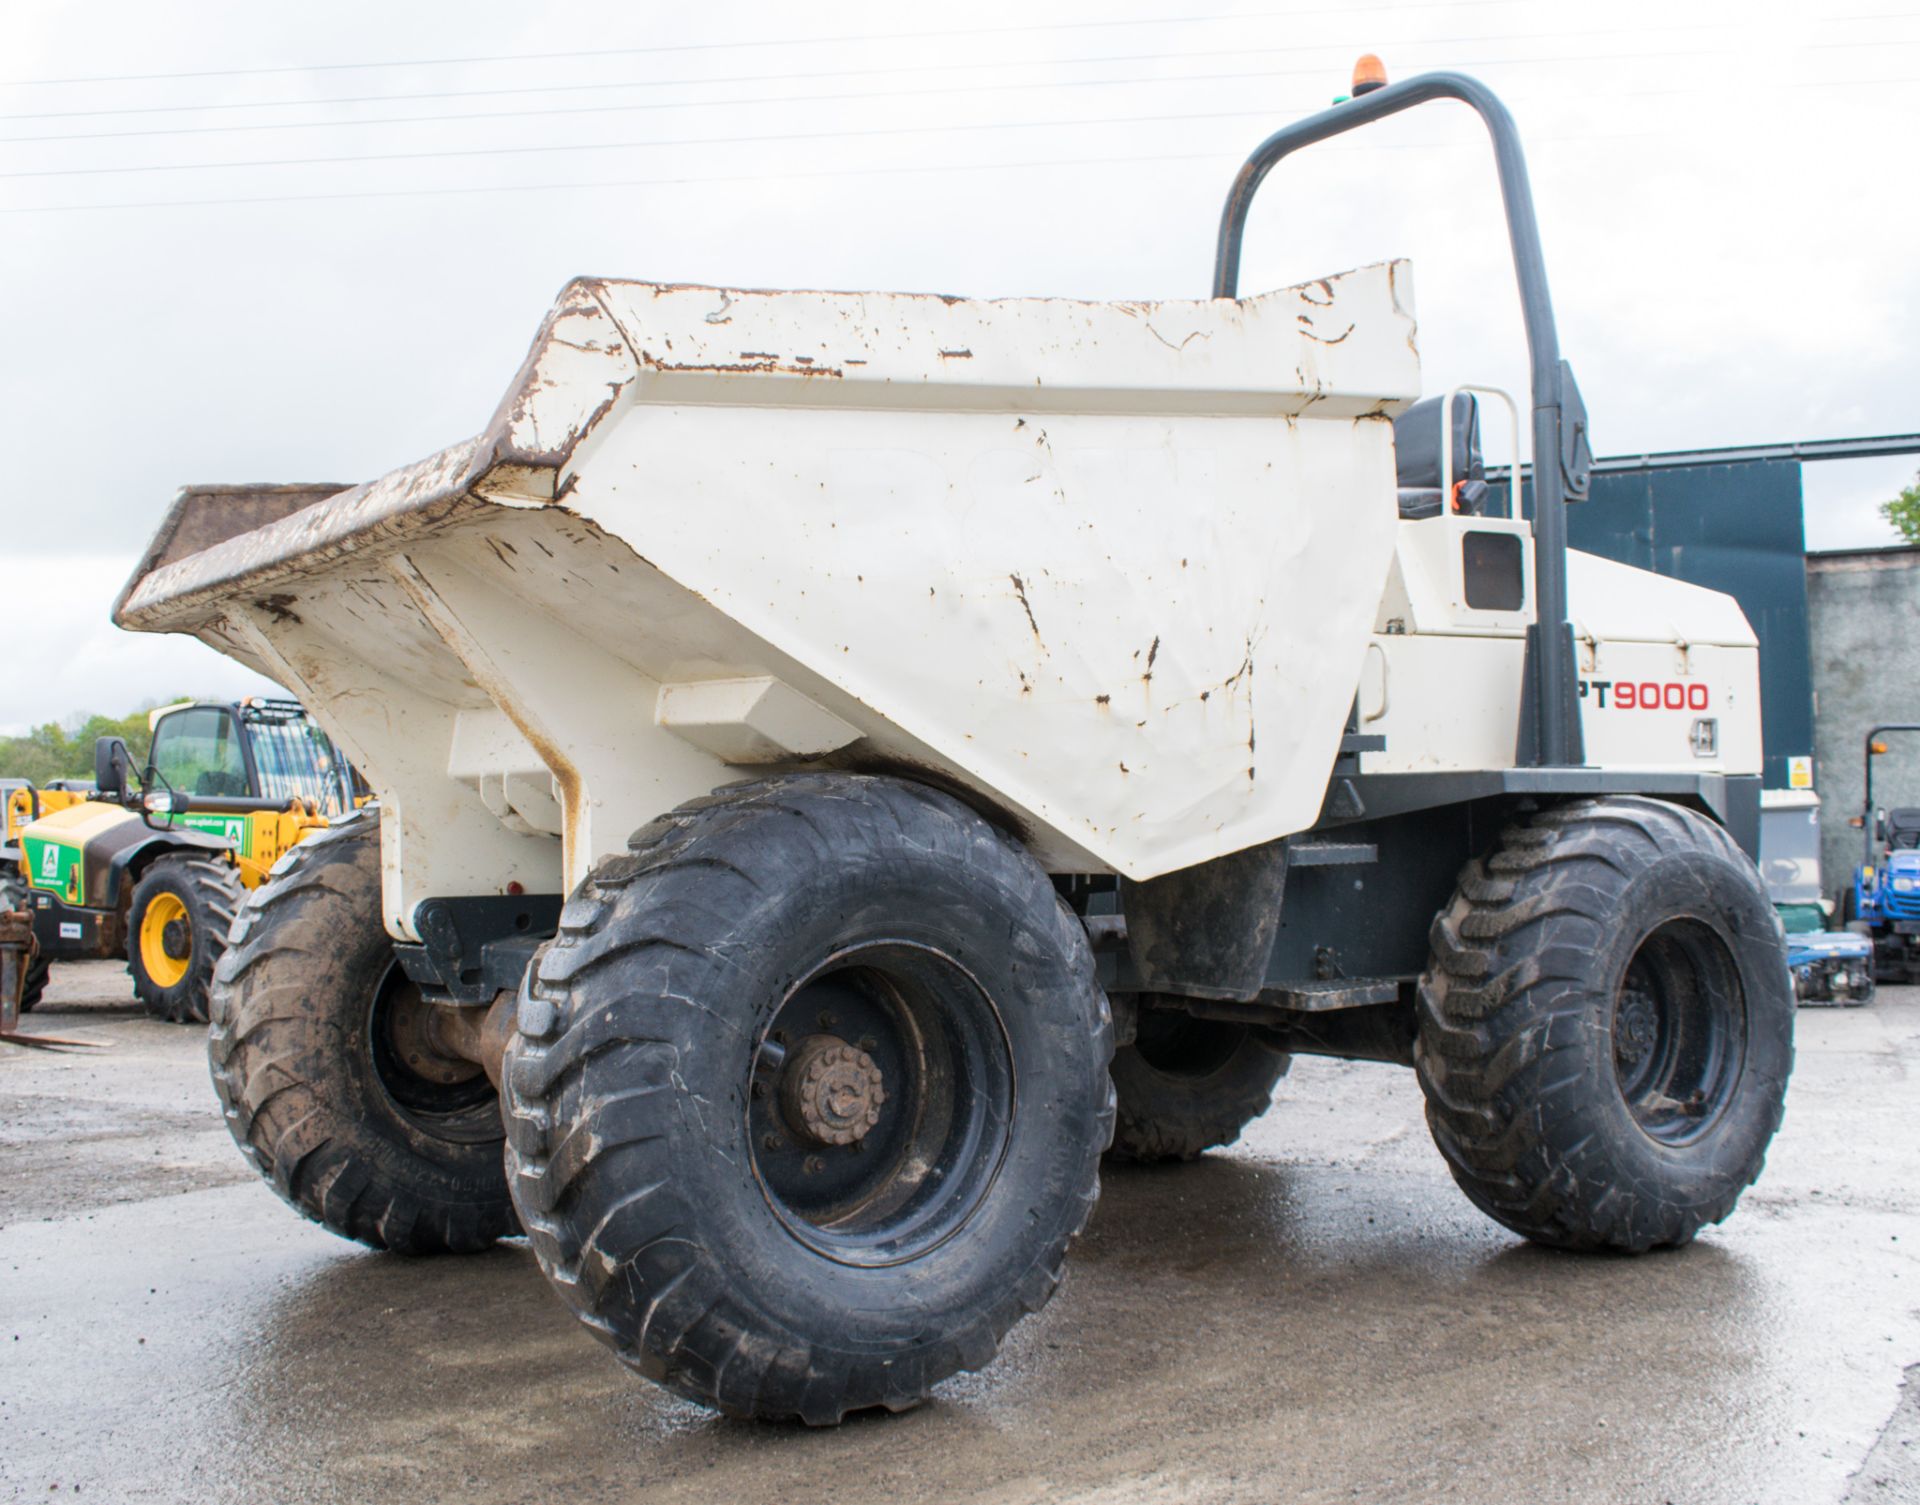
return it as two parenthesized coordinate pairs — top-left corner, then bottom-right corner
(4, 0), (1917, 732)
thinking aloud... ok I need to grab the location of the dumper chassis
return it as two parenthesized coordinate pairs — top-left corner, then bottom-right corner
(116, 72), (1792, 1424)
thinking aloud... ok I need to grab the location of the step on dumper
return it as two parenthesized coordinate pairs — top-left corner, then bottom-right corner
(113, 72), (1792, 1424)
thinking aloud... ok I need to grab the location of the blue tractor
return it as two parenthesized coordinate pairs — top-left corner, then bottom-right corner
(1846, 723), (1920, 984)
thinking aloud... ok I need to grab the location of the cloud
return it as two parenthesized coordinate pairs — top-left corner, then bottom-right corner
(1, 556), (281, 733)
(4, 1), (1917, 729)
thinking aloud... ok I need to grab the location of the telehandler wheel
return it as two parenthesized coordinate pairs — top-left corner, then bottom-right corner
(0, 874), (49, 1013)
(1107, 1002), (1289, 1163)
(128, 855), (245, 1024)
(208, 809), (515, 1254)
(503, 774), (1114, 1424)
(1415, 797), (1793, 1253)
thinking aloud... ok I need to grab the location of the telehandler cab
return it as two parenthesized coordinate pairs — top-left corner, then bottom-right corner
(112, 69), (1791, 1423)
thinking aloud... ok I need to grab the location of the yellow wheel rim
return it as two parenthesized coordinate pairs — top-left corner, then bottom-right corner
(140, 892), (192, 989)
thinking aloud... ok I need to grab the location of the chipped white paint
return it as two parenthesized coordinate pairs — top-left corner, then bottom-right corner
(113, 261), (1759, 936)
(656, 678), (861, 765)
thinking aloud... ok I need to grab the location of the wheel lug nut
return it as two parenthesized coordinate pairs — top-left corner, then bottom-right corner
(818, 1010), (837, 1029)
(803, 1155), (825, 1175)
(763, 1133), (782, 1151)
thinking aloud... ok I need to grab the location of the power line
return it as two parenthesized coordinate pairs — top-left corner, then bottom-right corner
(4, 13), (1910, 124)
(0, 129), (1675, 217)
(0, 2), (1561, 87)
(0, 105), (1312, 180)
(5, 65), (1906, 216)
(0, 46), (1747, 146)
(0, 67), (1323, 145)
(10, 43), (1917, 149)
(8, 36), (1918, 185)
(0, 151), (1224, 214)
(0, 47), (1289, 123)
(6, 4), (1909, 90)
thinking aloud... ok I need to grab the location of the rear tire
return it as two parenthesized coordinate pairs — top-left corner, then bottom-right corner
(1415, 797), (1793, 1253)
(504, 774), (1113, 1423)
(1106, 1003), (1289, 1163)
(0, 874), (49, 1013)
(128, 854), (244, 1024)
(208, 809), (514, 1254)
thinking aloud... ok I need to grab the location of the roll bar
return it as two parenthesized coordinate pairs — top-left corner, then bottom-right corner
(1863, 725), (1920, 869)
(1212, 71), (1591, 766)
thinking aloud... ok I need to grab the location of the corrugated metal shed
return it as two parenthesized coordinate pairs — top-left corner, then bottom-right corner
(1499, 432), (1920, 792)
(1570, 460), (1812, 791)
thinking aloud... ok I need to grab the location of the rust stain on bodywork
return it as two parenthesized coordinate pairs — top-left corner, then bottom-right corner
(637, 349), (844, 379)
(1008, 574), (1044, 643)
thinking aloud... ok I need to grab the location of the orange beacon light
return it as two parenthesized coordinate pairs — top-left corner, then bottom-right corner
(1351, 54), (1389, 96)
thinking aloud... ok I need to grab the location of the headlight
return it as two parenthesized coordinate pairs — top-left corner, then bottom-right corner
(1894, 877), (1916, 893)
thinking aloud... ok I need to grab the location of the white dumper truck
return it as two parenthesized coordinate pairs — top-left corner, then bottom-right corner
(114, 73), (1790, 1423)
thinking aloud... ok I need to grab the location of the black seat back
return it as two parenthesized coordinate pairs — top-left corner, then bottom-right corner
(1394, 394), (1486, 519)
(1886, 808), (1920, 850)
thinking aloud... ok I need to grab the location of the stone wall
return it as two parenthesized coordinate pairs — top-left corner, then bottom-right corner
(1806, 546), (1920, 900)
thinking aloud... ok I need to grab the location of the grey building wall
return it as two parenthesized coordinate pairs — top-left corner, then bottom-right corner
(1807, 546), (1920, 900)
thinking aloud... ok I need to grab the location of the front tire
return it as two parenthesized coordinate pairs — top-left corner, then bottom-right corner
(1107, 1003), (1289, 1163)
(1415, 797), (1793, 1253)
(208, 810), (515, 1253)
(504, 774), (1113, 1424)
(128, 854), (245, 1023)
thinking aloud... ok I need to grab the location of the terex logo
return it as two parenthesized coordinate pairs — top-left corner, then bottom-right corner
(1580, 679), (1710, 711)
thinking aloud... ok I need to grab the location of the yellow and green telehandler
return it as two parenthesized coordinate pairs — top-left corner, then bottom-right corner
(2, 697), (360, 1023)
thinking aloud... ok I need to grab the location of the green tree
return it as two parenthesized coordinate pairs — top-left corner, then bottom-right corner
(1882, 470), (1920, 545)
(0, 700), (185, 784)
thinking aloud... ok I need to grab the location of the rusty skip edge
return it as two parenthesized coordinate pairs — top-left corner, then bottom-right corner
(113, 263), (1417, 635)
(112, 279), (621, 635)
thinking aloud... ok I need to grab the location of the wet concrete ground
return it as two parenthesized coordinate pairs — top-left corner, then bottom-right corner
(3, 961), (1917, 1505)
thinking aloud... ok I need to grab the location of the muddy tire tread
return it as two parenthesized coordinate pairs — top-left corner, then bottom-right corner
(1413, 796), (1792, 1253)
(209, 808), (514, 1254)
(1107, 1025), (1289, 1164)
(504, 773), (1113, 1424)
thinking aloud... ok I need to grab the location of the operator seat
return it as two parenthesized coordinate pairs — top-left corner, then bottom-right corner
(1394, 393), (1490, 519)
(1885, 808), (1920, 849)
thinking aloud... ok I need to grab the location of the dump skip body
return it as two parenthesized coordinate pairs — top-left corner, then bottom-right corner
(117, 266), (1428, 936)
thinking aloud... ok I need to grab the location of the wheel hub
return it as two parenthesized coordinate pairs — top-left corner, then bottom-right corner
(1613, 987), (1659, 1073)
(746, 946), (1013, 1266)
(780, 1034), (886, 1147)
(383, 982), (485, 1088)
(1609, 919), (1746, 1146)
(160, 918), (191, 961)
